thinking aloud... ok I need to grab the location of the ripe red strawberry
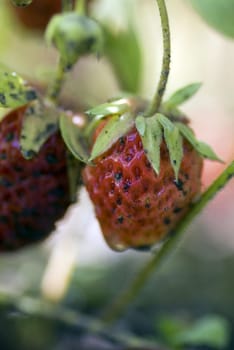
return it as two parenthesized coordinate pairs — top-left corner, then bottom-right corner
(0, 106), (70, 251)
(83, 122), (203, 251)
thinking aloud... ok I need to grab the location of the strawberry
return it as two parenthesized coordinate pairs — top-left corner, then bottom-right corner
(82, 117), (203, 251)
(0, 106), (70, 251)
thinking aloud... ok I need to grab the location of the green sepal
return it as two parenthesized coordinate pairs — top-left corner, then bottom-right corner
(86, 98), (131, 119)
(135, 115), (146, 136)
(20, 100), (59, 159)
(0, 67), (37, 108)
(157, 114), (183, 180)
(176, 122), (223, 162)
(59, 112), (89, 163)
(164, 83), (202, 108)
(136, 116), (162, 175)
(66, 151), (83, 203)
(90, 113), (134, 161)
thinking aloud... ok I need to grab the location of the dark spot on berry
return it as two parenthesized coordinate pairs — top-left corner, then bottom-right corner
(174, 178), (184, 191)
(23, 149), (36, 159)
(173, 159), (177, 165)
(14, 165), (23, 172)
(119, 137), (125, 145)
(25, 89), (37, 101)
(0, 177), (12, 188)
(123, 181), (131, 192)
(145, 201), (151, 209)
(5, 132), (14, 142)
(0, 215), (8, 223)
(184, 173), (189, 180)
(114, 172), (122, 181)
(116, 197), (122, 205)
(117, 216), (124, 224)
(163, 217), (171, 225)
(173, 207), (182, 214)
(46, 153), (58, 164)
(0, 153), (6, 160)
(49, 186), (65, 198)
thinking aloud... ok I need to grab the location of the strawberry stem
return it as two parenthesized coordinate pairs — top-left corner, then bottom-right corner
(102, 161), (234, 324)
(46, 58), (67, 103)
(75, 0), (87, 15)
(46, 1), (74, 103)
(145, 0), (171, 117)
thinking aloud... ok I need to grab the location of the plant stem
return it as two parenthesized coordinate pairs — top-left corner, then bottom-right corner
(0, 291), (164, 349)
(62, 0), (74, 11)
(102, 161), (234, 324)
(46, 58), (67, 104)
(145, 0), (171, 117)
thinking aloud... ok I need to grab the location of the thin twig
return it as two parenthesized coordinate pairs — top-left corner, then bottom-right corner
(0, 291), (164, 350)
(102, 161), (234, 324)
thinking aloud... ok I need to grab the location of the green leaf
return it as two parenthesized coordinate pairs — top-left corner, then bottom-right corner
(158, 314), (231, 349)
(104, 25), (142, 94)
(137, 116), (162, 175)
(0, 67), (37, 108)
(135, 115), (146, 136)
(90, 113), (134, 161)
(176, 122), (223, 162)
(86, 98), (130, 119)
(66, 151), (83, 203)
(59, 112), (89, 163)
(20, 101), (59, 159)
(190, 0), (234, 39)
(174, 315), (231, 349)
(157, 114), (183, 180)
(165, 83), (202, 108)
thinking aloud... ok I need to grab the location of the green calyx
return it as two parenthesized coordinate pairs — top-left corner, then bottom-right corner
(45, 12), (104, 70)
(58, 84), (222, 181)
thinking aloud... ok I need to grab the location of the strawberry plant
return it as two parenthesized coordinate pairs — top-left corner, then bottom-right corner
(0, 0), (233, 349)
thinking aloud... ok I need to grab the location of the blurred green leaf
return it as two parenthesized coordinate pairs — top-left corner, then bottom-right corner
(165, 83), (202, 108)
(20, 100), (59, 159)
(90, 113), (134, 160)
(158, 314), (231, 349)
(190, 0), (234, 38)
(104, 25), (142, 93)
(60, 112), (89, 163)
(175, 315), (231, 348)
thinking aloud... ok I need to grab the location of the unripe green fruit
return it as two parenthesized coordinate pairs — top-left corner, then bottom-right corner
(46, 12), (104, 70)
(11, 0), (32, 7)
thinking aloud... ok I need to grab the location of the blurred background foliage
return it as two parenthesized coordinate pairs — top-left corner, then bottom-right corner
(0, 0), (234, 349)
